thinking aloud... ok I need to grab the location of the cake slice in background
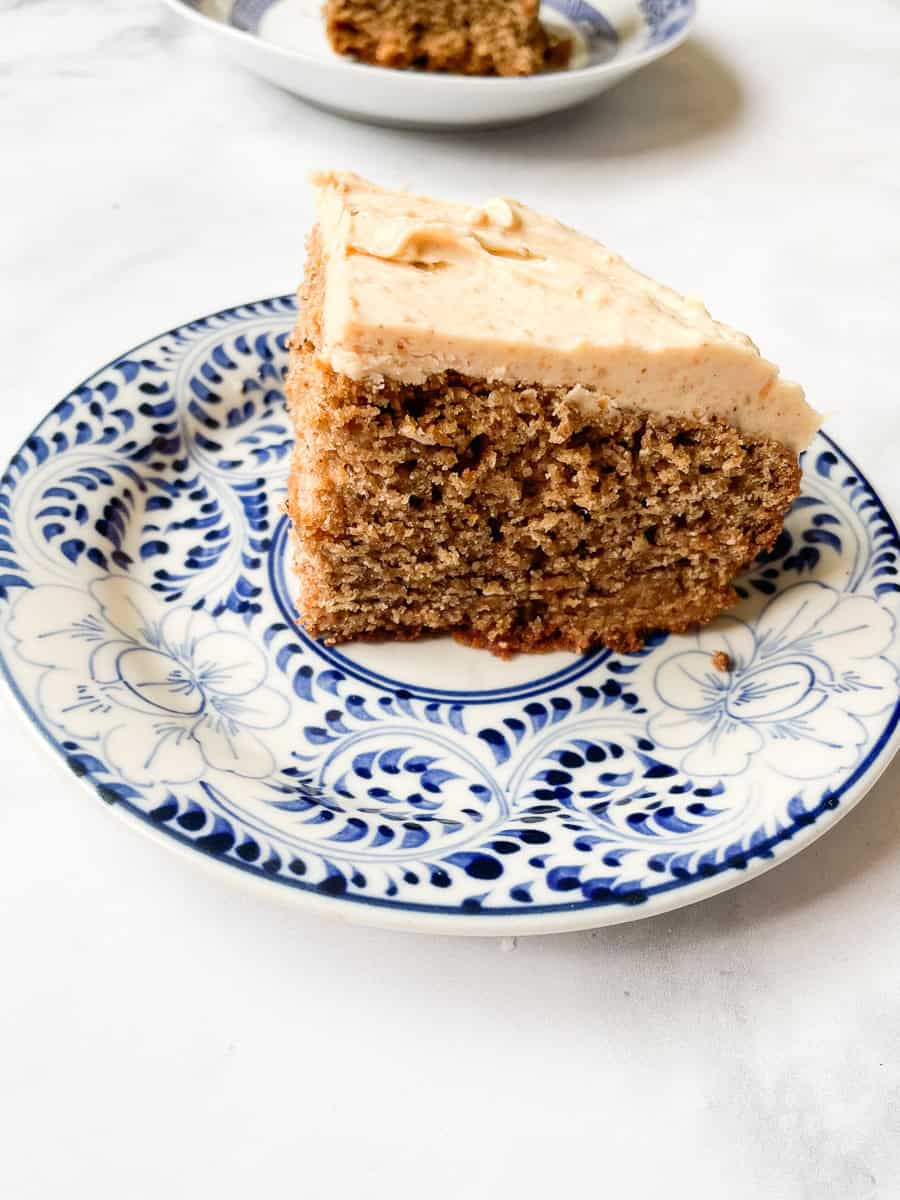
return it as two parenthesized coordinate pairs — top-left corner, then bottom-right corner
(286, 172), (821, 656)
(323, 0), (570, 76)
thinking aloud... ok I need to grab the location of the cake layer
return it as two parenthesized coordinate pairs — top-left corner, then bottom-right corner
(324, 0), (563, 76)
(312, 172), (821, 453)
(286, 353), (800, 654)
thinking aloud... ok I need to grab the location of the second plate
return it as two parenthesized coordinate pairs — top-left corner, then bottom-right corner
(166, 0), (697, 128)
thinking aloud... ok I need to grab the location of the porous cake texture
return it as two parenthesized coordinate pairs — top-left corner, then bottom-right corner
(286, 172), (821, 656)
(324, 0), (568, 76)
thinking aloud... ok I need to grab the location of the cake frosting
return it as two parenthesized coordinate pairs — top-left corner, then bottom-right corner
(312, 171), (821, 454)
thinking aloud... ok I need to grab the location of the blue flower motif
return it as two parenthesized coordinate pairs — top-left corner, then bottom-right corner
(648, 582), (897, 778)
(10, 578), (290, 785)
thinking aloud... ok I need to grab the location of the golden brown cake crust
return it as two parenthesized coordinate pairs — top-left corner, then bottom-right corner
(323, 0), (570, 76)
(285, 230), (802, 658)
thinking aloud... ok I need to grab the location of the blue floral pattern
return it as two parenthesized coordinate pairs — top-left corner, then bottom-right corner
(649, 584), (898, 778)
(0, 296), (897, 931)
(9, 579), (290, 785)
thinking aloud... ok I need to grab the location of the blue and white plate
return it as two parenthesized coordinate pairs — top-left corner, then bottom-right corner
(165, 1), (696, 128)
(1, 296), (898, 934)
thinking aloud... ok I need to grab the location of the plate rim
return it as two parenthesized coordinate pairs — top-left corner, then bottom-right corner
(162, 0), (698, 90)
(2, 292), (898, 937)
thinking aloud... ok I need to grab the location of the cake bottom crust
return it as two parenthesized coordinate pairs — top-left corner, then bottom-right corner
(291, 531), (744, 657)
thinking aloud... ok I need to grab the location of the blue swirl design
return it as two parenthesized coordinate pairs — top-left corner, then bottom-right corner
(545, 1), (618, 41)
(637, 0), (694, 45)
(0, 295), (897, 926)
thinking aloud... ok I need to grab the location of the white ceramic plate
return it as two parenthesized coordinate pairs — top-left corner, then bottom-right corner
(1, 295), (899, 935)
(165, 0), (697, 128)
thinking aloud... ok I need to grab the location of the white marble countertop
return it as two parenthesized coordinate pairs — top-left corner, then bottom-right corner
(2, 1), (899, 1196)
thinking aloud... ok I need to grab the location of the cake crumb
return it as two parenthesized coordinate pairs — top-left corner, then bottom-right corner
(712, 651), (731, 672)
(324, 0), (569, 76)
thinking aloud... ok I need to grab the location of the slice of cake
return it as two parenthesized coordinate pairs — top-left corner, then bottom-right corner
(286, 172), (821, 655)
(324, 0), (569, 76)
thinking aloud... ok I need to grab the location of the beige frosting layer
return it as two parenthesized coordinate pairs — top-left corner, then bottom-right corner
(312, 171), (821, 454)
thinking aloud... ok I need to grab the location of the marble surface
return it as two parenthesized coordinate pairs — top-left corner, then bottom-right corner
(2, 1), (899, 1196)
